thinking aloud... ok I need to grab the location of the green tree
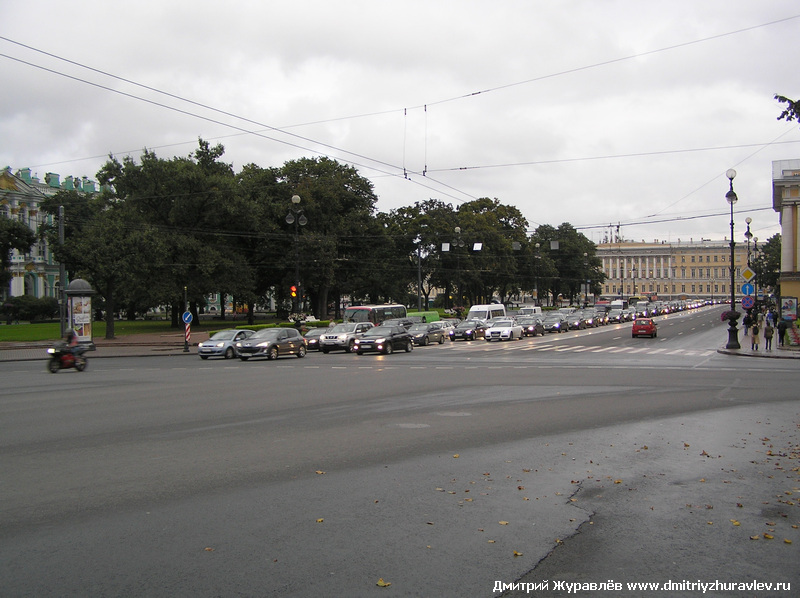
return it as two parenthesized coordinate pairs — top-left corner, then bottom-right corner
(278, 157), (380, 317)
(97, 140), (249, 327)
(776, 94), (800, 123)
(0, 215), (37, 290)
(755, 233), (781, 293)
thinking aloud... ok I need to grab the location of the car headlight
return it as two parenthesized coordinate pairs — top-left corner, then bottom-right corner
(375, 337), (387, 344)
(235, 342), (243, 347)
(257, 342), (270, 348)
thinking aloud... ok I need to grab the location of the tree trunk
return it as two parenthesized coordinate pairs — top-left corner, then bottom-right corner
(104, 279), (116, 339)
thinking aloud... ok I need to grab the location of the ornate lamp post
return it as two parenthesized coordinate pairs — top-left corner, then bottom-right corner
(725, 169), (741, 349)
(744, 217), (753, 266)
(285, 194), (307, 313)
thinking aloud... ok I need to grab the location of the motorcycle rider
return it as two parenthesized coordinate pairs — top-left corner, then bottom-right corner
(64, 329), (79, 354)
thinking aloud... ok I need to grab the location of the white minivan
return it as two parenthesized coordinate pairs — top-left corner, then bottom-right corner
(466, 304), (507, 322)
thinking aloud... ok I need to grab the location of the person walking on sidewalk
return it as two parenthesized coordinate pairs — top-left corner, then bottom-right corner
(764, 322), (774, 351)
(750, 321), (760, 351)
(742, 312), (752, 336)
(777, 318), (788, 346)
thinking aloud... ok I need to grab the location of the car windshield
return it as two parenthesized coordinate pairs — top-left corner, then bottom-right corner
(456, 321), (478, 330)
(491, 320), (513, 327)
(637, 319), (652, 325)
(409, 324), (429, 332)
(329, 324), (356, 334)
(209, 330), (237, 340)
(363, 326), (392, 337)
(251, 329), (281, 340)
(543, 315), (561, 321)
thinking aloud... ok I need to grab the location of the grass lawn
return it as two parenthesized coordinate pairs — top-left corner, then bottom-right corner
(0, 319), (233, 343)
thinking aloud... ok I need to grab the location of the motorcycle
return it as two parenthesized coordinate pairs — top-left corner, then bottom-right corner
(47, 342), (88, 373)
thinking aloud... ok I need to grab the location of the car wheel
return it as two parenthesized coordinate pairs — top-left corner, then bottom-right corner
(632, 333), (636, 338)
(346, 339), (355, 353)
(267, 346), (279, 360)
(224, 347), (235, 359)
(385, 343), (393, 355)
(321, 347), (330, 354)
(200, 355), (209, 360)
(356, 351), (363, 355)
(297, 345), (307, 358)
(438, 335), (445, 344)
(653, 332), (657, 338)
(405, 341), (413, 352)
(239, 355), (250, 361)
(422, 336), (429, 346)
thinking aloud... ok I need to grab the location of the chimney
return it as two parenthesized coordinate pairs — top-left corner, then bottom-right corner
(45, 172), (61, 188)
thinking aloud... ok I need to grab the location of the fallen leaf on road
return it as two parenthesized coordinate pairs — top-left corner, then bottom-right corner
(377, 578), (391, 587)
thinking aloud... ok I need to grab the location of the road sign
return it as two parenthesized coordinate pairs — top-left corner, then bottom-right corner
(741, 283), (755, 296)
(741, 295), (755, 309)
(741, 266), (756, 282)
(182, 311), (193, 324)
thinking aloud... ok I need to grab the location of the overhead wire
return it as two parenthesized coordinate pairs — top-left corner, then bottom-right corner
(3, 12), (799, 218)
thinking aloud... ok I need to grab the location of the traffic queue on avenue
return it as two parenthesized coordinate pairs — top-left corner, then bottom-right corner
(195, 299), (708, 361)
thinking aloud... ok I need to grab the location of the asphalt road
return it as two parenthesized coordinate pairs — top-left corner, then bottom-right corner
(1, 307), (798, 597)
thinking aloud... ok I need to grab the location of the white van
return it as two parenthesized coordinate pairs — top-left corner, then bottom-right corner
(517, 306), (542, 316)
(466, 304), (507, 322)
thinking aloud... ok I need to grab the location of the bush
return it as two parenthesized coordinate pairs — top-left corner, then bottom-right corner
(4, 296), (60, 321)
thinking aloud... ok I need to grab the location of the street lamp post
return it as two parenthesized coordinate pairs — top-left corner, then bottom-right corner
(725, 169), (741, 349)
(744, 217), (753, 267)
(285, 194), (307, 313)
(453, 227), (464, 308)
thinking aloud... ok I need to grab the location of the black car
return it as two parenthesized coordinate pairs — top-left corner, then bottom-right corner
(448, 319), (488, 341)
(354, 325), (413, 355)
(542, 313), (568, 333)
(236, 328), (307, 360)
(408, 322), (447, 345)
(518, 316), (545, 337)
(381, 318), (415, 331)
(302, 327), (329, 351)
(567, 314), (587, 330)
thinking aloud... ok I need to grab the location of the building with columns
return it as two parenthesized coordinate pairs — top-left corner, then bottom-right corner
(596, 238), (748, 303)
(1, 166), (98, 300)
(772, 159), (800, 319)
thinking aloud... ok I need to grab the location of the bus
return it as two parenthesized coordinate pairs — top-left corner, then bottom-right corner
(342, 304), (407, 326)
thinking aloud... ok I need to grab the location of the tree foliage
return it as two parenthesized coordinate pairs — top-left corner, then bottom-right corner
(34, 139), (615, 326)
(0, 215), (37, 289)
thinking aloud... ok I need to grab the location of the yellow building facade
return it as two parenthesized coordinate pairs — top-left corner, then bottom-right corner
(597, 239), (748, 303)
(772, 159), (800, 320)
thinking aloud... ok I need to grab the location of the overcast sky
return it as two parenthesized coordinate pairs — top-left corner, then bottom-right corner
(2, 1), (799, 246)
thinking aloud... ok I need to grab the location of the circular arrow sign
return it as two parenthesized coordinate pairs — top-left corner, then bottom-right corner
(182, 311), (193, 324)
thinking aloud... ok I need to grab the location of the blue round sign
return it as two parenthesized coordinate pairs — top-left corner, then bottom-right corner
(182, 311), (193, 324)
(741, 283), (754, 296)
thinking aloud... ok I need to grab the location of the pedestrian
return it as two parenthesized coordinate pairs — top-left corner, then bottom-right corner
(750, 321), (760, 351)
(764, 322), (774, 351)
(777, 318), (788, 346)
(742, 312), (752, 336)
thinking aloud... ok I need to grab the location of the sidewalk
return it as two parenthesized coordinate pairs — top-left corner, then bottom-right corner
(0, 331), (208, 362)
(717, 325), (800, 359)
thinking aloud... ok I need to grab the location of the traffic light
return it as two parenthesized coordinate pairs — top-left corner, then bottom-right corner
(290, 285), (297, 298)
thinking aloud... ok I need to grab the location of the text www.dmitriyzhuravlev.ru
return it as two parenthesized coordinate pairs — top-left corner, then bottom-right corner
(493, 579), (792, 594)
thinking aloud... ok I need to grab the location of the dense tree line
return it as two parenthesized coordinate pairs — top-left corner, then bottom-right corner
(35, 139), (604, 338)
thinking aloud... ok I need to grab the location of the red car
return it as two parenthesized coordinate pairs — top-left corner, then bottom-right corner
(632, 318), (657, 338)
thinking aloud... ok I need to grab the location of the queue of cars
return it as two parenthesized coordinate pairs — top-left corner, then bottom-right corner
(197, 300), (711, 361)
